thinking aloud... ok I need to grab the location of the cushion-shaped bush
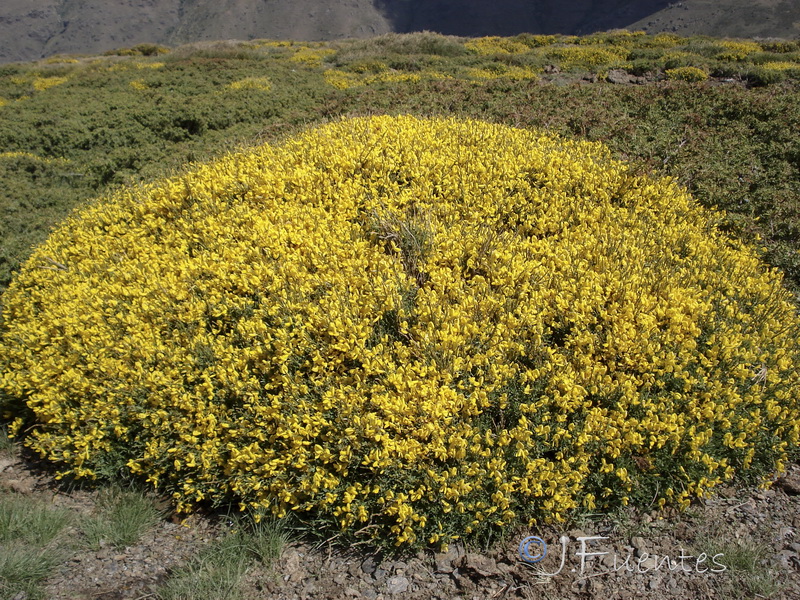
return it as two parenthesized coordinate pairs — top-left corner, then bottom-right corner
(1, 115), (799, 547)
(665, 66), (709, 82)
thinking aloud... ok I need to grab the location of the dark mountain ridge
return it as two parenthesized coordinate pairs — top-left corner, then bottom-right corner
(1, 0), (799, 64)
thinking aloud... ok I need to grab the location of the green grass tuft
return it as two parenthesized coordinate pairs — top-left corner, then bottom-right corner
(157, 514), (288, 600)
(81, 486), (163, 549)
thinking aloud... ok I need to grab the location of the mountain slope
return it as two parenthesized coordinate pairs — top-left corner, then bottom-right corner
(627, 0), (800, 39)
(1, 0), (799, 64)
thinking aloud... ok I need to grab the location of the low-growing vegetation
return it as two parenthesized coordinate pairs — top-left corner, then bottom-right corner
(1, 115), (798, 551)
(158, 515), (287, 600)
(1, 31), (799, 560)
(1, 32), (800, 302)
(0, 482), (165, 599)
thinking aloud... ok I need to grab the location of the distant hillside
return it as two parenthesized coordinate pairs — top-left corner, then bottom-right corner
(1, 0), (799, 64)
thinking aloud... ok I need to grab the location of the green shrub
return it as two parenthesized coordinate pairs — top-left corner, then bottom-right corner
(743, 66), (787, 86)
(104, 43), (170, 57)
(666, 66), (710, 82)
(759, 40), (799, 54)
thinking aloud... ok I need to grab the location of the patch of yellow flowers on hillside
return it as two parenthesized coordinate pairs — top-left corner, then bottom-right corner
(1, 116), (799, 548)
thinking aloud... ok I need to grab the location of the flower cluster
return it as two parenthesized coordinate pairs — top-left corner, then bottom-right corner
(9, 74), (71, 92)
(129, 79), (149, 91)
(761, 61), (800, 72)
(228, 76), (272, 92)
(0, 151), (69, 165)
(32, 76), (69, 91)
(464, 65), (539, 82)
(289, 47), (335, 68)
(2, 116), (799, 548)
(465, 36), (531, 55)
(665, 66), (709, 82)
(43, 56), (80, 64)
(716, 40), (762, 61)
(108, 61), (165, 72)
(538, 45), (630, 71)
(323, 69), (451, 90)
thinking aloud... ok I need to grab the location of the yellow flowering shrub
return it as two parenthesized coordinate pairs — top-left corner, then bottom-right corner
(716, 40), (762, 61)
(2, 116), (799, 548)
(666, 66), (709, 82)
(323, 69), (360, 89)
(647, 33), (683, 48)
(464, 65), (539, 82)
(228, 76), (272, 92)
(108, 61), (165, 72)
(662, 50), (702, 67)
(43, 56), (80, 64)
(0, 97), (7, 108)
(32, 76), (69, 91)
(324, 69), (432, 89)
(539, 45), (629, 71)
(289, 47), (335, 68)
(514, 34), (558, 49)
(129, 79), (149, 91)
(0, 151), (68, 165)
(761, 61), (800, 72)
(251, 40), (295, 48)
(465, 36), (530, 55)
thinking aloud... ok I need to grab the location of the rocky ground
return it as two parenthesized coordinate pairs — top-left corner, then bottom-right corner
(1, 446), (799, 600)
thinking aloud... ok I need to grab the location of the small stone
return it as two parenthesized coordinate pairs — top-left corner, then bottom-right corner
(631, 536), (647, 554)
(649, 577), (661, 590)
(457, 553), (500, 577)
(775, 473), (800, 495)
(640, 555), (659, 570)
(361, 556), (377, 575)
(373, 567), (388, 582)
(434, 543), (464, 573)
(333, 572), (348, 585)
(669, 577), (678, 590)
(344, 587), (360, 597)
(301, 581), (317, 596)
(570, 529), (590, 540)
(589, 578), (604, 594)
(607, 69), (635, 84)
(778, 550), (799, 571)
(386, 575), (409, 594)
(282, 548), (306, 583)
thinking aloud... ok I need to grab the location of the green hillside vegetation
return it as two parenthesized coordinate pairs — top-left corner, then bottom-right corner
(1, 31), (800, 303)
(1, 31), (800, 558)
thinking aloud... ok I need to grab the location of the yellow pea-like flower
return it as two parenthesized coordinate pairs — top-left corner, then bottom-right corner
(1, 115), (798, 549)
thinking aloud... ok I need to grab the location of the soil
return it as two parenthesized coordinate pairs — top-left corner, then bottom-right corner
(1, 446), (799, 600)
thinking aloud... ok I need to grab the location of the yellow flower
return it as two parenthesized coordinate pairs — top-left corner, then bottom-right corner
(2, 115), (798, 548)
